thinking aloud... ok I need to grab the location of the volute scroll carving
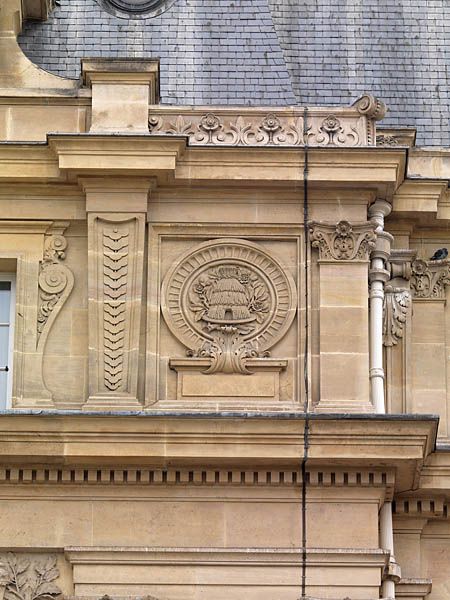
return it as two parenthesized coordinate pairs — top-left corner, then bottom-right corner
(37, 230), (74, 352)
(161, 239), (297, 375)
(309, 220), (377, 262)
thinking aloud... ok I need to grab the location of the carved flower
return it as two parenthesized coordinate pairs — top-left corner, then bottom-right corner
(322, 114), (341, 133)
(335, 221), (352, 236)
(261, 113), (281, 132)
(200, 113), (221, 132)
(412, 259), (427, 275)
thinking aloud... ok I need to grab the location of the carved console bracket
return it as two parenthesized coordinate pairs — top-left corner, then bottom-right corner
(33, 222), (74, 404)
(383, 249), (416, 347)
(37, 224), (74, 353)
(410, 258), (450, 300)
(309, 220), (377, 262)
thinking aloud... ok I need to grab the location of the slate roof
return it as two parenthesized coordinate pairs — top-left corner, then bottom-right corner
(18, 0), (450, 146)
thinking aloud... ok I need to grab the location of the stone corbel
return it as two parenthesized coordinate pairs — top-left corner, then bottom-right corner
(33, 221), (74, 404)
(309, 220), (377, 262)
(383, 249), (416, 347)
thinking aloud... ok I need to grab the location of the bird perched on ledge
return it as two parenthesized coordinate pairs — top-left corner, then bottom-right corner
(430, 248), (448, 261)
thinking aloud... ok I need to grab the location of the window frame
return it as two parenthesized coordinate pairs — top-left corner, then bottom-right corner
(0, 273), (16, 409)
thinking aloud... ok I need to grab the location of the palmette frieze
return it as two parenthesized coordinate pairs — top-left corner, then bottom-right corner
(148, 95), (385, 147)
(309, 220), (377, 262)
(410, 258), (450, 299)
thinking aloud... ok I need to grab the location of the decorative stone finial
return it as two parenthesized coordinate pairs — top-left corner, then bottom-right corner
(353, 94), (387, 121)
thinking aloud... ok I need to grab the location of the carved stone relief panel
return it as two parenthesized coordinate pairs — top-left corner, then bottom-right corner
(0, 554), (63, 600)
(161, 238), (297, 376)
(148, 229), (301, 406)
(86, 214), (145, 409)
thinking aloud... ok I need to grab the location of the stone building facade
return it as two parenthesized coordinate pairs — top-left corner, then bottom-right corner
(0, 0), (450, 598)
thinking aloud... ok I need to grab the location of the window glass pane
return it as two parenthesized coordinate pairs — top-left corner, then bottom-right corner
(0, 370), (6, 410)
(0, 326), (9, 366)
(0, 283), (11, 323)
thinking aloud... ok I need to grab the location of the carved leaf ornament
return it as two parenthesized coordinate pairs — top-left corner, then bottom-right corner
(161, 239), (297, 374)
(383, 287), (411, 346)
(0, 554), (62, 600)
(102, 226), (129, 391)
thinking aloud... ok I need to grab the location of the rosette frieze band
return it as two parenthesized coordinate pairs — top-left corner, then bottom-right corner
(148, 95), (385, 148)
(309, 220), (377, 262)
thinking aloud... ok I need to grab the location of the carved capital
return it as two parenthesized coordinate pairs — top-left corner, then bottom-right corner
(410, 258), (450, 300)
(309, 220), (377, 262)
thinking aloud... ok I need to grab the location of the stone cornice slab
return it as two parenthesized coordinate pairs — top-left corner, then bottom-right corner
(0, 139), (406, 196)
(64, 546), (389, 568)
(0, 413), (437, 492)
(420, 449), (450, 495)
(48, 135), (186, 178)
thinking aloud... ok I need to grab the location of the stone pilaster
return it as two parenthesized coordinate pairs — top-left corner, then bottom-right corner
(309, 220), (376, 412)
(82, 178), (149, 410)
(410, 258), (450, 436)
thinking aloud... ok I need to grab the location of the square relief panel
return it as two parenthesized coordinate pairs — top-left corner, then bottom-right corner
(146, 225), (302, 409)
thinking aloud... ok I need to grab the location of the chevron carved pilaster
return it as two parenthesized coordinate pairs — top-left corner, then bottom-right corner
(86, 214), (145, 410)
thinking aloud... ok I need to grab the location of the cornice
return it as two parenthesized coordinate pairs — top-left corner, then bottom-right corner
(420, 449), (450, 494)
(0, 413), (437, 492)
(392, 179), (448, 219)
(0, 139), (406, 196)
(63, 546), (389, 568)
(396, 579), (432, 599)
(0, 145), (60, 180)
